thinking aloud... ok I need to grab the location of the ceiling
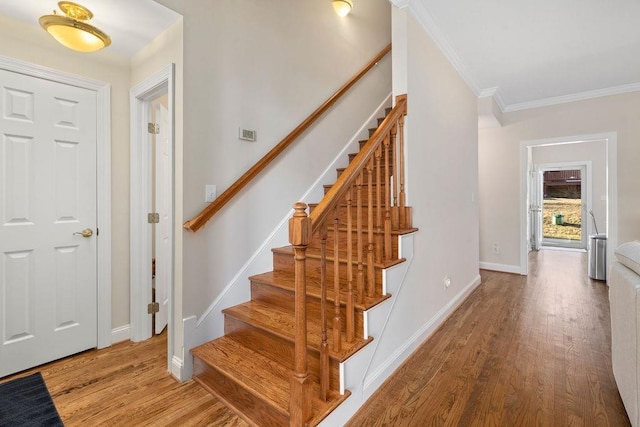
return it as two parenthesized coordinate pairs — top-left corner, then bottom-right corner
(0, 0), (180, 57)
(410, 0), (640, 111)
(3, 1), (638, 112)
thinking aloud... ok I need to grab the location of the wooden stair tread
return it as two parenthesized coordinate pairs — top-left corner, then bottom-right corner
(192, 336), (291, 413)
(191, 337), (350, 425)
(272, 245), (407, 269)
(223, 300), (372, 362)
(249, 270), (391, 311)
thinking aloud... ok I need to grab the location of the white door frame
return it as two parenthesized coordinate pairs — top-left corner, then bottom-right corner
(520, 133), (617, 275)
(129, 64), (175, 366)
(0, 55), (112, 349)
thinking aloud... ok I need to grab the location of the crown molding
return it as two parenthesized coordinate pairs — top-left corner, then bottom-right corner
(504, 81), (640, 112)
(478, 86), (506, 112)
(408, 0), (481, 97)
(389, 0), (410, 8)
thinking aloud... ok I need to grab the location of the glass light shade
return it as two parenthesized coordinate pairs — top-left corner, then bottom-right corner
(39, 2), (111, 53)
(332, 0), (353, 17)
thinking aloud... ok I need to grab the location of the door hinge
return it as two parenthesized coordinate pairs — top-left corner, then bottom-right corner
(147, 213), (160, 224)
(147, 302), (159, 314)
(148, 122), (160, 134)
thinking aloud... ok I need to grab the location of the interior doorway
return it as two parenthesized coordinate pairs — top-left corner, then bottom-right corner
(520, 134), (617, 276)
(130, 64), (175, 372)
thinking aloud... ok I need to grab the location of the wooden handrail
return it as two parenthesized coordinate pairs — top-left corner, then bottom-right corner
(308, 95), (407, 233)
(183, 43), (392, 232)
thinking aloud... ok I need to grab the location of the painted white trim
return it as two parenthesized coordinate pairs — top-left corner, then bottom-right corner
(363, 274), (481, 394)
(519, 133), (618, 276)
(389, 0), (410, 8)
(479, 262), (522, 275)
(129, 64), (176, 373)
(170, 355), (183, 380)
(111, 325), (130, 344)
(505, 82), (640, 113)
(0, 55), (112, 350)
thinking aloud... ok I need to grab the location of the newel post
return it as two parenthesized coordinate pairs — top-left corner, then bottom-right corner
(289, 202), (312, 425)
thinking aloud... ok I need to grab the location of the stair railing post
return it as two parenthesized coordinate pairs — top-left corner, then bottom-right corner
(383, 134), (392, 261)
(397, 95), (409, 229)
(332, 207), (342, 352)
(288, 202), (312, 425)
(356, 172), (364, 304)
(366, 158), (375, 297)
(319, 222), (329, 402)
(390, 123), (400, 230)
(345, 187), (355, 343)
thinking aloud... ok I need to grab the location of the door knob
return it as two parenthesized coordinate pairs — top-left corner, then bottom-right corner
(73, 228), (93, 238)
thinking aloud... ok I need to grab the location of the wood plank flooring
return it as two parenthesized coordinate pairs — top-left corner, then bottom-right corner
(1, 332), (248, 426)
(0, 250), (629, 426)
(348, 249), (630, 426)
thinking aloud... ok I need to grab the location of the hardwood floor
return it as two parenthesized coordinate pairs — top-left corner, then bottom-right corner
(1, 250), (629, 426)
(348, 249), (630, 426)
(1, 332), (248, 426)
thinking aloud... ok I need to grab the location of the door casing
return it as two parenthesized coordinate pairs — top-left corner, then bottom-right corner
(129, 64), (175, 373)
(0, 55), (112, 349)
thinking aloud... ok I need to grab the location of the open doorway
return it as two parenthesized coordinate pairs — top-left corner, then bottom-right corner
(520, 134), (617, 275)
(130, 64), (176, 372)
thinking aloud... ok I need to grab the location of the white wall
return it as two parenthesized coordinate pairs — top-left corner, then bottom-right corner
(368, 6), (480, 378)
(479, 92), (640, 270)
(0, 14), (132, 330)
(321, 8), (481, 422)
(154, 0), (393, 336)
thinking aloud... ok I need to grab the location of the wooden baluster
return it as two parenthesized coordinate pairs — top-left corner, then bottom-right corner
(374, 146), (383, 263)
(398, 105), (408, 229)
(332, 206), (341, 352)
(366, 158), (375, 297)
(383, 134), (392, 261)
(390, 122), (399, 230)
(345, 186), (355, 343)
(319, 222), (329, 402)
(356, 172), (364, 304)
(288, 202), (312, 425)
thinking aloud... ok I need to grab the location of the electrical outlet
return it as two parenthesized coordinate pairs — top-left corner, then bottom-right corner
(492, 242), (499, 254)
(205, 185), (217, 202)
(444, 276), (451, 288)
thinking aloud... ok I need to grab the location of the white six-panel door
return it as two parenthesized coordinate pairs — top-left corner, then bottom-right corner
(0, 69), (97, 377)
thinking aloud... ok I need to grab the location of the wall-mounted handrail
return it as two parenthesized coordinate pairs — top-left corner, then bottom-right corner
(183, 43), (392, 232)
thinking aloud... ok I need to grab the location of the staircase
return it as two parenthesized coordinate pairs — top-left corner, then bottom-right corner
(191, 95), (413, 426)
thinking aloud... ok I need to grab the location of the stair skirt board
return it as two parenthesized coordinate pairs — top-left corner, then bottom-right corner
(319, 260), (482, 426)
(180, 93), (393, 382)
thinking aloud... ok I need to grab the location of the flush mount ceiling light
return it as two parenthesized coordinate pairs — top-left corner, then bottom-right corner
(39, 1), (111, 53)
(332, 0), (353, 17)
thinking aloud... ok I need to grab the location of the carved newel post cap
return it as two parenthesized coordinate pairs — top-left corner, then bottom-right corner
(289, 202), (311, 246)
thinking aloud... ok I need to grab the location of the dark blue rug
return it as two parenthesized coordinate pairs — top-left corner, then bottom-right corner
(0, 372), (63, 426)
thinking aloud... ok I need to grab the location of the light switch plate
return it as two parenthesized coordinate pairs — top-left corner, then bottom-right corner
(205, 185), (217, 202)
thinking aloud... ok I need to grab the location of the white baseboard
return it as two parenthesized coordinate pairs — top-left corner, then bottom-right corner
(170, 355), (183, 381)
(111, 324), (130, 344)
(363, 273), (482, 396)
(479, 261), (522, 274)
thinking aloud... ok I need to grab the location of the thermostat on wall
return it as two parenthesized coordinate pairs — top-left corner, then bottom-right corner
(239, 128), (256, 142)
